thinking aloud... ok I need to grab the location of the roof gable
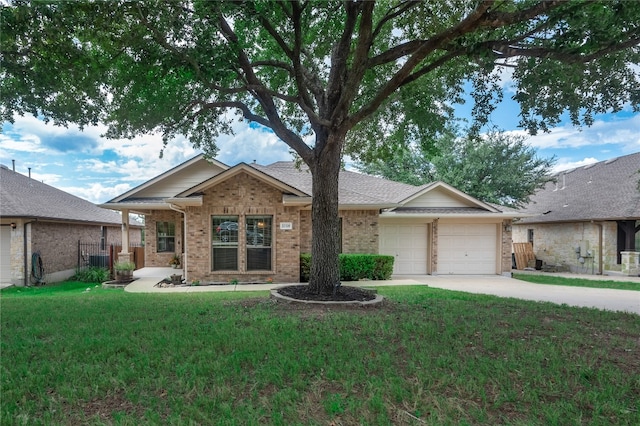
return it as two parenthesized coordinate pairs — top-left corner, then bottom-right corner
(0, 166), (127, 225)
(518, 152), (640, 223)
(109, 154), (228, 202)
(398, 181), (500, 212)
(181, 163), (309, 197)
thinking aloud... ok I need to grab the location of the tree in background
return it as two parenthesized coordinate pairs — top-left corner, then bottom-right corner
(2, 1), (639, 294)
(356, 128), (555, 207)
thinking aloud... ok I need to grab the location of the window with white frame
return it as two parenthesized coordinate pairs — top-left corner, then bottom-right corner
(157, 221), (175, 253)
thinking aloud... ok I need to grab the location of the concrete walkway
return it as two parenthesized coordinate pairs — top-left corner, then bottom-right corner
(125, 268), (640, 315)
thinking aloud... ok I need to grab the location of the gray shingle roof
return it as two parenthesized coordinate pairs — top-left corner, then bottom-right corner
(517, 152), (640, 223)
(251, 161), (421, 205)
(0, 166), (126, 224)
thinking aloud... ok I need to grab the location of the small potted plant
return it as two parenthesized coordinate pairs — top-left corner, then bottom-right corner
(114, 261), (135, 282)
(169, 254), (181, 268)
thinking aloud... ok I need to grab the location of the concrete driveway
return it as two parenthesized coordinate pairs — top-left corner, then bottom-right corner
(126, 268), (640, 315)
(403, 274), (640, 316)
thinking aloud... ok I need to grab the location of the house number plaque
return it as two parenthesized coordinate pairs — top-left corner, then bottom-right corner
(279, 222), (293, 230)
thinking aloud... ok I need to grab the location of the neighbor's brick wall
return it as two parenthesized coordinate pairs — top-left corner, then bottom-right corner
(184, 173), (301, 283)
(513, 221), (618, 273)
(30, 222), (122, 276)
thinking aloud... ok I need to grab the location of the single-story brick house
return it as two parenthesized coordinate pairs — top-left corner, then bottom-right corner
(101, 154), (525, 284)
(512, 151), (640, 276)
(0, 165), (143, 286)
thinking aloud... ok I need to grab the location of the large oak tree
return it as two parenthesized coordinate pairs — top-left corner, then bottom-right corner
(2, 1), (639, 294)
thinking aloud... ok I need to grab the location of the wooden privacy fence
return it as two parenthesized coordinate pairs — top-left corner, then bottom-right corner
(78, 241), (145, 272)
(513, 242), (535, 270)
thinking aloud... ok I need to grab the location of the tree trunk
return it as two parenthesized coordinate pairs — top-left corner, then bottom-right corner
(307, 133), (343, 295)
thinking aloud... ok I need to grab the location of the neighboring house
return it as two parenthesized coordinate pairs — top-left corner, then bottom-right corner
(0, 165), (143, 286)
(512, 152), (640, 276)
(101, 154), (524, 284)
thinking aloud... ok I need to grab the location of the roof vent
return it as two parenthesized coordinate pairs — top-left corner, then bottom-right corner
(564, 168), (575, 174)
(604, 157), (618, 165)
(583, 163), (596, 170)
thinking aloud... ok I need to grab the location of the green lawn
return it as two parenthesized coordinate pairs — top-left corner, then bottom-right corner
(513, 273), (640, 291)
(1, 283), (639, 425)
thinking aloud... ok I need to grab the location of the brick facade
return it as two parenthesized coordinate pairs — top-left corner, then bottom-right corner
(7, 219), (140, 286)
(145, 172), (387, 284)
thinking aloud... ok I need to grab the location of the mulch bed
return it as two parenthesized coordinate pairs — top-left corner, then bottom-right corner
(276, 284), (376, 302)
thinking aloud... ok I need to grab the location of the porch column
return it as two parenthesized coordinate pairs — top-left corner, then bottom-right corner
(118, 209), (131, 263)
(621, 251), (639, 277)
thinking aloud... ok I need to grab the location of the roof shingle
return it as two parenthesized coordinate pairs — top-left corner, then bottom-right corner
(517, 152), (640, 223)
(0, 166), (126, 224)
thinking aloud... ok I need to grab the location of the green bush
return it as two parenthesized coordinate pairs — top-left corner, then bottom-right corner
(300, 253), (394, 282)
(72, 267), (110, 283)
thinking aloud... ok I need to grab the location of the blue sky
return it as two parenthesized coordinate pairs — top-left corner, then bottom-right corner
(1, 85), (639, 204)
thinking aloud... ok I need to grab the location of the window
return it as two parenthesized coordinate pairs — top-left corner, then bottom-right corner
(212, 216), (239, 271)
(100, 226), (107, 250)
(246, 216), (272, 271)
(157, 221), (175, 253)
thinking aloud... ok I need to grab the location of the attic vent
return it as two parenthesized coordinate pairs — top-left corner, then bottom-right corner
(604, 157), (618, 165)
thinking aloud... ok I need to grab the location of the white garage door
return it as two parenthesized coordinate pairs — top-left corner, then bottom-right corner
(0, 227), (11, 285)
(438, 223), (497, 274)
(379, 224), (428, 274)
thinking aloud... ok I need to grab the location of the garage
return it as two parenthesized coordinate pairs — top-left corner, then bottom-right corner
(379, 223), (428, 274)
(437, 223), (498, 274)
(0, 227), (11, 285)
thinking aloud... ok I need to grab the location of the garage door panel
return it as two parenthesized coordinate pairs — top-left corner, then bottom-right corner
(380, 224), (428, 275)
(438, 224), (497, 275)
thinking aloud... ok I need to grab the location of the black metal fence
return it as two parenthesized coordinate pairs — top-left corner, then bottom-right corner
(78, 241), (145, 272)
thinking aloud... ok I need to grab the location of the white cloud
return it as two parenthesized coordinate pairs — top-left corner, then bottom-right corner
(507, 114), (640, 152)
(551, 157), (599, 173)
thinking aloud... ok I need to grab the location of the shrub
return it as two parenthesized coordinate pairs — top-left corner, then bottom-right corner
(300, 253), (394, 282)
(73, 267), (110, 283)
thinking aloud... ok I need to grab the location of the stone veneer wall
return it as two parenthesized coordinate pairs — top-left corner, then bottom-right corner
(512, 221), (618, 273)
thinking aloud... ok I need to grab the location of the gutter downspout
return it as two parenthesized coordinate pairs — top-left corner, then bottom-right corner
(596, 222), (603, 275)
(23, 219), (36, 286)
(169, 204), (187, 282)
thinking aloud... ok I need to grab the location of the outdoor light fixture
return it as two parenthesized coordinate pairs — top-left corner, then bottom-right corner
(10, 222), (16, 229)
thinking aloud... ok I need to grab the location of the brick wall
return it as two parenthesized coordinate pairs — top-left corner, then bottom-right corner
(145, 210), (183, 267)
(501, 220), (513, 274)
(299, 209), (379, 254)
(182, 173), (302, 283)
(28, 221), (127, 283)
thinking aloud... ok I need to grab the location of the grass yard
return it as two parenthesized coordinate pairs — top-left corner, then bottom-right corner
(513, 273), (640, 291)
(1, 283), (639, 425)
